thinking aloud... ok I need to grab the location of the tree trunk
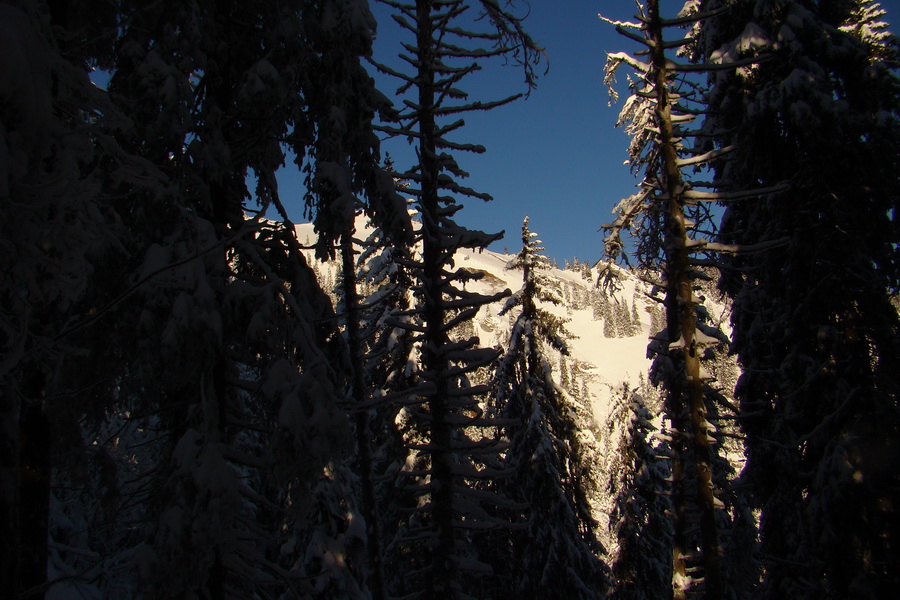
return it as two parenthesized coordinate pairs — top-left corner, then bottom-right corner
(647, 2), (723, 598)
(414, 2), (455, 596)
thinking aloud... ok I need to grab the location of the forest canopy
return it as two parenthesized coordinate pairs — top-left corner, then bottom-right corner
(1, 1), (898, 599)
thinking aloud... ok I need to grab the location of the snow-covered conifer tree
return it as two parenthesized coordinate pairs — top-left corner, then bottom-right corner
(371, 1), (542, 596)
(607, 389), (673, 600)
(600, 2), (769, 596)
(0, 1), (408, 598)
(603, 306), (618, 339)
(615, 301), (632, 338)
(488, 217), (608, 599)
(302, 11), (416, 594)
(101, 1), (385, 594)
(630, 300), (642, 336)
(694, 1), (900, 597)
(353, 211), (422, 593)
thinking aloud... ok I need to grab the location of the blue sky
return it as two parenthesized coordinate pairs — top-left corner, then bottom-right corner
(281, 0), (900, 262)
(372, 0), (637, 262)
(276, 1), (645, 262)
(378, 0), (641, 262)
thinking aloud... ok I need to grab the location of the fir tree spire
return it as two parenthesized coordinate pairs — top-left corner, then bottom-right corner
(488, 216), (608, 599)
(371, 2), (542, 596)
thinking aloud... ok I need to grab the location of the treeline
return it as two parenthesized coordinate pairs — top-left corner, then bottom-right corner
(1, 1), (898, 600)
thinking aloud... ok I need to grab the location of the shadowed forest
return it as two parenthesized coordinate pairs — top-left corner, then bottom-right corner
(2, 1), (899, 599)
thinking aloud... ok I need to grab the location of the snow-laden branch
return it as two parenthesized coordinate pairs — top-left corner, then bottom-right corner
(680, 182), (790, 202)
(613, 23), (656, 49)
(687, 237), (791, 255)
(660, 3), (733, 27)
(676, 145), (736, 167)
(672, 53), (772, 72)
(598, 14), (643, 29)
(51, 222), (260, 344)
(606, 51), (651, 74)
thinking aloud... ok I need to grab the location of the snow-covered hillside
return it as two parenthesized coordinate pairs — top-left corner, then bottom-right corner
(294, 216), (727, 430)
(453, 247), (654, 424)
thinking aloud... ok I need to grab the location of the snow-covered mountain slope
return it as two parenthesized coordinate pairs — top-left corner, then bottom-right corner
(295, 214), (741, 558)
(457, 249), (653, 423)
(293, 217), (705, 428)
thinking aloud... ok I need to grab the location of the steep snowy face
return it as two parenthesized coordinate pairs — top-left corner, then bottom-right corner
(458, 249), (654, 422)
(295, 216), (734, 425)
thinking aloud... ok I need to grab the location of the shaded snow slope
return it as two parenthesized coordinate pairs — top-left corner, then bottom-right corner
(294, 217), (668, 426)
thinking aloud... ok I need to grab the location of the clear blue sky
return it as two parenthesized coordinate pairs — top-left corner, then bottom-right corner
(371, 0), (637, 262)
(277, 0), (900, 262)
(375, 0), (634, 261)
(276, 1), (643, 262)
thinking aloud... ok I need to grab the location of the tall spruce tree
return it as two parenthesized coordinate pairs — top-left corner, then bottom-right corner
(103, 1), (384, 595)
(489, 217), (608, 599)
(600, 2), (771, 596)
(304, 10), (414, 595)
(372, 1), (542, 596)
(694, 1), (900, 597)
(353, 199), (421, 596)
(0, 1), (407, 597)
